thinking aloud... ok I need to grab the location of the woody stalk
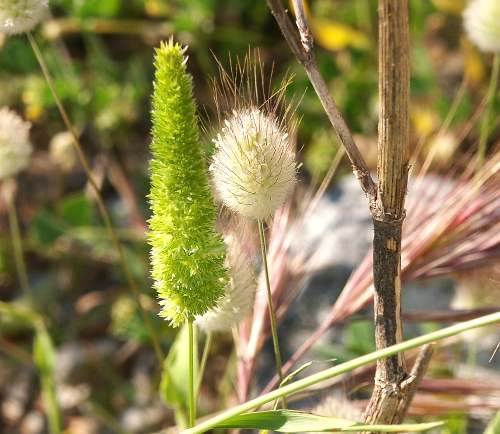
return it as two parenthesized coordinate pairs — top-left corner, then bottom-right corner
(266, 0), (433, 426)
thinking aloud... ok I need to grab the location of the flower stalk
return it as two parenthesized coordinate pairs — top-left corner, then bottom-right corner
(5, 184), (32, 304)
(258, 219), (285, 406)
(188, 318), (196, 428)
(257, 220), (283, 383)
(196, 332), (212, 397)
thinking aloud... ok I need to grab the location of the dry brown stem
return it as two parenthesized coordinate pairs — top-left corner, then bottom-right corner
(362, 1), (417, 428)
(265, 0), (431, 428)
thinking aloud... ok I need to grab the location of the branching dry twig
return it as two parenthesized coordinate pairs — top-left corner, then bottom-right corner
(396, 344), (434, 419)
(266, 0), (377, 202)
(265, 0), (432, 428)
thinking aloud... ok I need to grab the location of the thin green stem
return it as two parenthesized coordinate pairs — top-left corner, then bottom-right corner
(181, 311), (500, 434)
(41, 374), (62, 434)
(477, 53), (499, 171)
(5, 185), (33, 305)
(257, 219), (285, 406)
(196, 332), (212, 397)
(27, 32), (164, 363)
(188, 319), (196, 428)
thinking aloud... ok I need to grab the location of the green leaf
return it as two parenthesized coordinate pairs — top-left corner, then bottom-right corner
(65, 0), (121, 18)
(485, 411), (500, 434)
(33, 325), (62, 434)
(345, 320), (375, 355)
(33, 325), (56, 375)
(0, 301), (42, 331)
(31, 209), (67, 246)
(160, 323), (198, 427)
(279, 359), (336, 388)
(33, 326), (55, 374)
(58, 193), (93, 227)
(215, 410), (443, 433)
(280, 361), (314, 387)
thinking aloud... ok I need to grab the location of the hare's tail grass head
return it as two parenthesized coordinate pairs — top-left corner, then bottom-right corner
(148, 39), (228, 327)
(463, 0), (500, 54)
(0, 0), (49, 35)
(209, 49), (300, 220)
(0, 107), (33, 180)
(196, 234), (257, 333)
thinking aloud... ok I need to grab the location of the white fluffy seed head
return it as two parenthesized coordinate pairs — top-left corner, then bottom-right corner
(0, 0), (48, 35)
(463, 0), (500, 53)
(0, 107), (33, 180)
(210, 108), (297, 220)
(196, 235), (256, 333)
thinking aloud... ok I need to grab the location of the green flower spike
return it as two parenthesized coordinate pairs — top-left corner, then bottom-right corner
(148, 39), (228, 327)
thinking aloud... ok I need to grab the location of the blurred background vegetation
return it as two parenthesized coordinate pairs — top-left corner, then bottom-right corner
(0, 1), (498, 433)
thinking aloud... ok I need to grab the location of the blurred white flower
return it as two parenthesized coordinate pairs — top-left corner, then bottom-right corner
(210, 108), (296, 220)
(0, 107), (33, 179)
(463, 0), (500, 53)
(196, 235), (256, 332)
(0, 0), (48, 35)
(49, 131), (76, 172)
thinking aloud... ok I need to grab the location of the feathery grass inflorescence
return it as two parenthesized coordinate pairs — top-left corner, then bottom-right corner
(0, 0), (48, 35)
(463, 0), (500, 53)
(149, 39), (228, 327)
(196, 234), (256, 333)
(210, 108), (297, 219)
(209, 51), (298, 220)
(0, 107), (33, 180)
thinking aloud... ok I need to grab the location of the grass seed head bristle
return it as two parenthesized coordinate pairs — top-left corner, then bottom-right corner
(463, 0), (500, 53)
(0, 0), (48, 35)
(196, 234), (256, 333)
(209, 50), (299, 220)
(0, 107), (33, 180)
(148, 40), (229, 327)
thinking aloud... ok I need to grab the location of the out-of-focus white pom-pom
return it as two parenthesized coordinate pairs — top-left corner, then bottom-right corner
(49, 131), (77, 172)
(196, 235), (256, 333)
(463, 0), (500, 53)
(0, 0), (48, 35)
(210, 108), (297, 220)
(0, 107), (33, 180)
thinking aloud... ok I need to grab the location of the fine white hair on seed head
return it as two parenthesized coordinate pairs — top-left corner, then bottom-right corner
(195, 234), (256, 333)
(0, 0), (49, 35)
(208, 49), (299, 220)
(463, 0), (500, 53)
(0, 107), (33, 180)
(210, 107), (296, 219)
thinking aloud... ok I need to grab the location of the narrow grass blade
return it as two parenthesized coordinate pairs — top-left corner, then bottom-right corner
(216, 410), (443, 432)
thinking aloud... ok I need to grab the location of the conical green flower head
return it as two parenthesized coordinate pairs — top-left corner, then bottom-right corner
(149, 40), (228, 327)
